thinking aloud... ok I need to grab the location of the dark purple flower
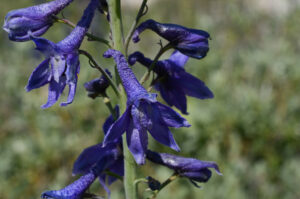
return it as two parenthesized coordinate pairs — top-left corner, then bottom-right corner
(103, 49), (190, 165)
(72, 106), (123, 198)
(146, 150), (222, 187)
(128, 51), (213, 114)
(132, 19), (210, 59)
(84, 69), (112, 99)
(42, 106), (123, 199)
(26, 0), (98, 108)
(3, 0), (74, 42)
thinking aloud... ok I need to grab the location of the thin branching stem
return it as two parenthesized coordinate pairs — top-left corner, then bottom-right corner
(79, 50), (120, 97)
(124, 0), (148, 57)
(104, 170), (123, 182)
(139, 43), (173, 85)
(53, 16), (112, 47)
(150, 173), (179, 199)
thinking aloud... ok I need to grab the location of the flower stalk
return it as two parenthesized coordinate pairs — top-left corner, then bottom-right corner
(79, 49), (120, 97)
(139, 43), (173, 85)
(124, 0), (148, 57)
(53, 16), (111, 47)
(150, 173), (179, 199)
(108, 0), (137, 199)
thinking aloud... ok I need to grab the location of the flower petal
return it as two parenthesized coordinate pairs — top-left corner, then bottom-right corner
(60, 81), (77, 107)
(41, 76), (66, 109)
(103, 108), (130, 144)
(182, 160), (222, 176)
(50, 55), (66, 83)
(148, 105), (180, 151)
(181, 169), (212, 183)
(179, 71), (214, 99)
(26, 58), (50, 91)
(126, 120), (148, 165)
(31, 36), (56, 56)
(176, 38), (209, 59)
(155, 102), (190, 127)
(72, 143), (117, 175)
(155, 81), (188, 115)
(103, 105), (120, 135)
(168, 50), (189, 68)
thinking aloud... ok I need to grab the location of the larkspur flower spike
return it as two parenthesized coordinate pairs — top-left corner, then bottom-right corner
(26, 0), (99, 108)
(133, 19), (210, 59)
(129, 51), (213, 114)
(103, 49), (190, 165)
(3, 0), (74, 42)
(146, 150), (222, 187)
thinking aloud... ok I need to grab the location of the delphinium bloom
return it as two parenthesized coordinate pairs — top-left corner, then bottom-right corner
(146, 150), (222, 187)
(103, 49), (190, 165)
(132, 19), (210, 59)
(84, 69), (112, 99)
(26, 0), (99, 108)
(129, 51), (213, 114)
(42, 106), (123, 199)
(3, 0), (74, 42)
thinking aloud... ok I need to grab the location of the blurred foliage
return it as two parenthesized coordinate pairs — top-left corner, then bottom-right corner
(1, 0), (300, 199)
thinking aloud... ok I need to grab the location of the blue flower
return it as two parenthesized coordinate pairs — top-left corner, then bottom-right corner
(3, 0), (74, 42)
(72, 106), (123, 198)
(132, 19), (210, 59)
(26, 0), (98, 108)
(42, 106), (123, 199)
(146, 150), (222, 187)
(84, 69), (112, 99)
(128, 51), (213, 114)
(103, 49), (190, 165)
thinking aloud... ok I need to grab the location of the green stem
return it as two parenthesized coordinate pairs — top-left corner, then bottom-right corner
(107, 0), (124, 52)
(108, 1), (137, 199)
(150, 173), (179, 199)
(122, 134), (138, 199)
(124, 0), (148, 57)
(104, 170), (123, 182)
(139, 43), (173, 85)
(53, 16), (111, 47)
(78, 50), (120, 97)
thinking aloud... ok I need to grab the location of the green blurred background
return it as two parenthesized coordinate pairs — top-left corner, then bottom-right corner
(1, 0), (300, 198)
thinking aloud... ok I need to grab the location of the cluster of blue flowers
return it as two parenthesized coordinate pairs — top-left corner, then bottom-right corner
(3, 0), (221, 198)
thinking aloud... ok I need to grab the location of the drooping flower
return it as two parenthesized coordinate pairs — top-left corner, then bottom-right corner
(3, 0), (74, 42)
(26, 0), (99, 108)
(84, 69), (112, 99)
(128, 51), (213, 114)
(146, 150), (222, 187)
(72, 106), (123, 198)
(42, 106), (123, 199)
(132, 19), (210, 59)
(103, 49), (190, 165)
